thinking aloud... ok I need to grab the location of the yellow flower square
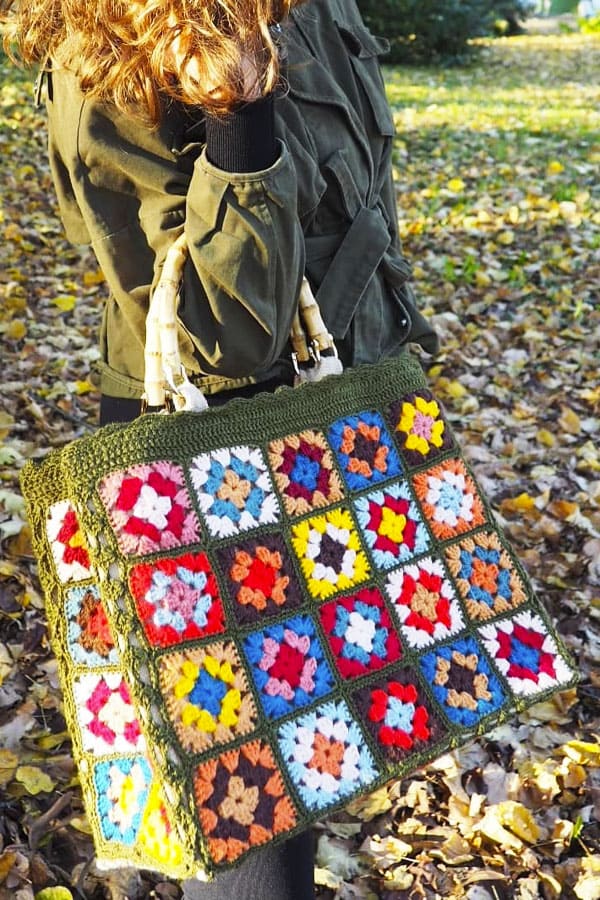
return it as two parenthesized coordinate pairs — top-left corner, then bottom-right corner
(291, 508), (370, 600)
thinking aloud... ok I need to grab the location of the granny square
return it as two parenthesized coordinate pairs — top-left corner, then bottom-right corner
(385, 557), (464, 649)
(73, 672), (145, 754)
(194, 740), (298, 865)
(93, 756), (152, 846)
(290, 507), (371, 601)
(65, 584), (119, 668)
(351, 667), (446, 762)
(215, 534), (303, 626)
(159, 642), (257, 753)
(137, 781), (189, 872)
(419, 635), (507, 728)
(413, 458), (486, 541)
(98, 462), (200, 557)
(318, 587), (402, 678)
(129, 552), (225, 648)
(278, 699), (379, 812)
(242, 614), (335, 719)
(328, 411), (403, 491)
(445, 532), (527, 621)
(268, 429), (344, 516)
(478, 610), (577, 696)
(353, 480), (430, 569)
(388, 390), (454, 468)
(189, 446), (280, 538)
(46, 500), (92, 583)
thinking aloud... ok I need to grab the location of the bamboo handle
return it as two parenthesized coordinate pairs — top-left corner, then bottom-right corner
(297, 279), (336, 356)
(143, 236), (338, 408)
(143, 233), (188, 408)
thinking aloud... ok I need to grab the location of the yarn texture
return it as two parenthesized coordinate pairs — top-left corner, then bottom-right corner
(20, 353), (577, 879)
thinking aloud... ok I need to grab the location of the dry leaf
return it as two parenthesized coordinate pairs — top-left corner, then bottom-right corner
(34, 890), (74, 900)
(15, 767), (56, 796)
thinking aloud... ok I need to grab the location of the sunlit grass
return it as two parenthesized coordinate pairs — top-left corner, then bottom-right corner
(382, 30), (599, 323)
(385, 35), (600, 138)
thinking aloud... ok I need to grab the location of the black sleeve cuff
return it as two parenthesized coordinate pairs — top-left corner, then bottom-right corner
(205, 93), (277, 173)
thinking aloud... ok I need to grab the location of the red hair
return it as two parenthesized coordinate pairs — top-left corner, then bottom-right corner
(0, 0), (305, 123)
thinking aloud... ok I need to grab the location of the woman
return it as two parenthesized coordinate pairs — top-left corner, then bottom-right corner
(1, 1), (437, 897)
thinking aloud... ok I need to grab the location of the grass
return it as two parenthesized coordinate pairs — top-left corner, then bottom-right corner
(381, 32), (599, 311)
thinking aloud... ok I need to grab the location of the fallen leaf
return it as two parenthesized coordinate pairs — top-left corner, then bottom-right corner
(35, 890), (74, 900)
(361, 835), (412, 870)
(316, 835), (362, 881)
(0, 851), (17, 885)
(15, 766), (56, 796)
(558, 406), (582, 435)
(82, 269), (105, 287)
(475, 801), (540, 851)
(345, 786), (392, 821)
(0, 412), (15, 441)
(52, 295), (76, 312)
(430, 831), (474, 865)
(5, 319), (27, 340)
(500, 492), (537, 514)
(0, 749), (18, 787)
(563, 741), (600, 766)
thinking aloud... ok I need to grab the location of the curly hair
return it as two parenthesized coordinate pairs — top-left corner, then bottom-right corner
(0, 0), (306, 123)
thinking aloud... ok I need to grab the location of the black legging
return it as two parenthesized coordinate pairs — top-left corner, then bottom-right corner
(181, 832), (315, 900)
(100, 386), (315, 900)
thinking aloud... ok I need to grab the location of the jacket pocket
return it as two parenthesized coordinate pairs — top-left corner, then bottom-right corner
(335, 23), (395, 137)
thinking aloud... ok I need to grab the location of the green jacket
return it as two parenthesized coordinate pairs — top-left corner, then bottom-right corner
(46, 0), (438, 400)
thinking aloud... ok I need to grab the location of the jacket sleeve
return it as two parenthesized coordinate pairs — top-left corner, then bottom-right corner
(46, 74), (92, 246)
(174, 141), (305, 379)
(58, 68), (305, 383)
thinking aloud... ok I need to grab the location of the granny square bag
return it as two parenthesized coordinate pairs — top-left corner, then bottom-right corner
(20, 237), (578, 880)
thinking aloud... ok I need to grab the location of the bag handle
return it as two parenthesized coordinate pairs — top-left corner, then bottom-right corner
(143, 235), (341, 411)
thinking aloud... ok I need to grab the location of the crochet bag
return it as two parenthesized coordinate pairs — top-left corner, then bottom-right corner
(20, 236), (577, 881)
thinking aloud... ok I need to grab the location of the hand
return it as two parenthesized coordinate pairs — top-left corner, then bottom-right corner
(167, 23), (264, 104)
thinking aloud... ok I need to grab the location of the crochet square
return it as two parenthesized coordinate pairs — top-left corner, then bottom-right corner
(190, 446), (280, 538)
(65, 585), (118, 668)
(328, 411), (403, 491)
(419, 636), (507, 728)
(215, 534), (303, 626)
(242, 614), (335, 719)
(353, 480), (430, 570)
(159, 642), (257, 753)
(385, 557), (465, 649)
(388, 390), (454, 468)
(445, 532), (527, 621)
(138, 780), (189, 871)
(194, 740), (297, 865)
(93, 756), (152, 846)
(290, 508), (371, 601)
(98, 462), (200, 557)
(412, 459), (486, 541)
(318, 588), (402, 679)
(478, 610), (577, 697)
(268, 430), (344, 516)
(278, 699), (379, 812)
(129, 552), (225, 648)
(73, 672), (145, 754)
(46, 500), (92, 583)
(351, 668), (446, 763)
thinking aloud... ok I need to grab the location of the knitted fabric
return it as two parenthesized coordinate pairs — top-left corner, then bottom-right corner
(20, 353), (577, 880)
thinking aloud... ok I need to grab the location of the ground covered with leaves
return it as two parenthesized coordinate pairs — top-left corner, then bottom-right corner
(0, 24), (599, 900)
